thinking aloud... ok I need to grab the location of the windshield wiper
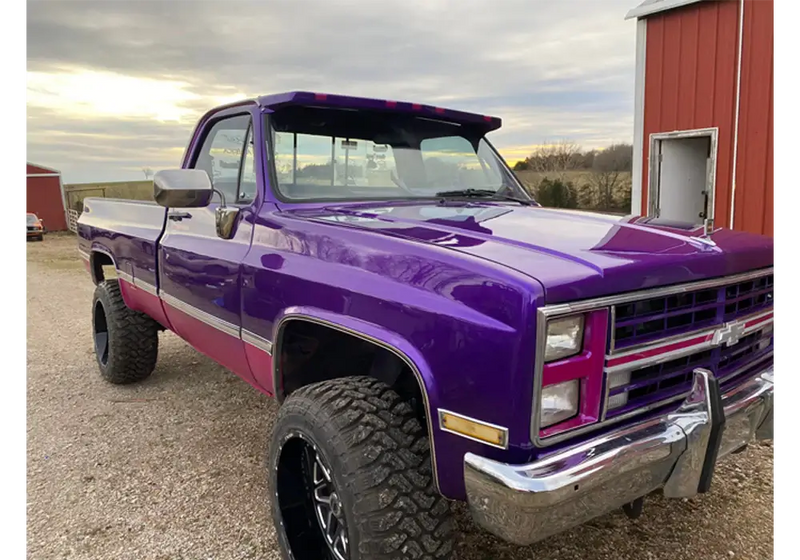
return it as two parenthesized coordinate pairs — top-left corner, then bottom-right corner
(435, 188), (535, 206)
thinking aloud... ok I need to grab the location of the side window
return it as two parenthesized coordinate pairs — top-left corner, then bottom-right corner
(239, 125), (256, 202)
(192, 114), (251, 205)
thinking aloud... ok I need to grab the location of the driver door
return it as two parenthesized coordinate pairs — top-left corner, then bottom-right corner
(158, 112), (259, 385)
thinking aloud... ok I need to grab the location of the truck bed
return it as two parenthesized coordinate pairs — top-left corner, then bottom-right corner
(76, 197), (171, 328)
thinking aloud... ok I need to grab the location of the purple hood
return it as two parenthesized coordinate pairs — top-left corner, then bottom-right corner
(285, 201), (774, 304)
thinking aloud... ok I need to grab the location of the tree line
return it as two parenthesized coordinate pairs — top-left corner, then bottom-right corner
(512, 141), (633, 213)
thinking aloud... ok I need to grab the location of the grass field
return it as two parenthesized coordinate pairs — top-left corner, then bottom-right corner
(514, 170), (632, 191)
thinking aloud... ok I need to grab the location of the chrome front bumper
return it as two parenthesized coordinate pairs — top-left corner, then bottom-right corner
(464, 367), (774, 546)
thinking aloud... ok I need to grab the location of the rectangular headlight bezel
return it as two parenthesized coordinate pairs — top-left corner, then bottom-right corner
(544, 314), (585, 363)
(539, 379), (580, 428)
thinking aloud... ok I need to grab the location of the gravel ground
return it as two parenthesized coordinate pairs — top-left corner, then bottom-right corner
(27, 233), (773, 560)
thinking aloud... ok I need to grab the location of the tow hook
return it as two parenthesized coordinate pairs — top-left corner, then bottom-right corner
(622, 497), (644, 519)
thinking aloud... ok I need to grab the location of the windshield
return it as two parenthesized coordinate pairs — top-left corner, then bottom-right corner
(269, 106), (530, 202)
(27, 214), (38, 224)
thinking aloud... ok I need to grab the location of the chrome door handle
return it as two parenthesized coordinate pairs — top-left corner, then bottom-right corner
(168, 212), (192, 221)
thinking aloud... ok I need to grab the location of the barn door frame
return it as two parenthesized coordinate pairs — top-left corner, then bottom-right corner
(647, 127), (719, 221)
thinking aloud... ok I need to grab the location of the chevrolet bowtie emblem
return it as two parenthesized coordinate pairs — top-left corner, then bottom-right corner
(712, 321), (746, 347)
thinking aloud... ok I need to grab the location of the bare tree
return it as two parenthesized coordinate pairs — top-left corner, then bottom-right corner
(588, 143), (633, 211)
(525, 140), (583, 176)
(520, 140), (583, 198)
(142, 167), (154, 180)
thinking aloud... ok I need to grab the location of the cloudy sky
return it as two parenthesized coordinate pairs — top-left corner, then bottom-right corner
(27, 0), (638, 184)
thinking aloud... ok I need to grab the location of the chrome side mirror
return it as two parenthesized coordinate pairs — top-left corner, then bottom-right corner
(208, 186), (240, 240)
(153, 169), (214, 208)
(215, 206), (239, 239)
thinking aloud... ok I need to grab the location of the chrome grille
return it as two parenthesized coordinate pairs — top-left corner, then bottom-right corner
(604, 268), (773, 420)
(612, 273), (773, 351)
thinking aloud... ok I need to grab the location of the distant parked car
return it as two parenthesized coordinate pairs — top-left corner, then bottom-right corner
(27, 213), (44, 241)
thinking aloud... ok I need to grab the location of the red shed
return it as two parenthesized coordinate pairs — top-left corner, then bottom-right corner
(627, 0), (773, 236)
(27, 162), (68, 231)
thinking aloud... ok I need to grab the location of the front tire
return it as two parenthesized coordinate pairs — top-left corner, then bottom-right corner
(270, 376), (454, 560)
(92, 279), (159, 384)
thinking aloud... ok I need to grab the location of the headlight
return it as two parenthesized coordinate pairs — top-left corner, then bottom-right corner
(544, 315), (585, 362)
(540, 379), (580, 427)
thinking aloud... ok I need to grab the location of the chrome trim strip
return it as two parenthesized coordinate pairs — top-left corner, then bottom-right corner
(117, 270), (134, 284)
(160, 292), (241, 339)
(608, 305), (617, 354)
(607, 328), (714, 361)
(242, 329), (273, 355)
(531, 267), (774, 448)
(272, 313), (440, 493)
(609, 323), (718, 357)
(742, 309), (774, 334)
(546, 267), (773, 319)
(78, 248), (90, 261)
(133, 277), (159, 297)
(438, 408), (509, 450)
(604, 307), (774, 373)
(604, 338), (714, 374)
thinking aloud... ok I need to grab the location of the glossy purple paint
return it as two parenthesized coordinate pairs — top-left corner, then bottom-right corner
(77, 92), (774, 501)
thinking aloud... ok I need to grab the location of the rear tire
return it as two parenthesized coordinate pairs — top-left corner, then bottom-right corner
(92, 279), (159, 384)
(270, 376), (454, 560)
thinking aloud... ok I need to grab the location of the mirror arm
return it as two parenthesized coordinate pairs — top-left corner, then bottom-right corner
(211, 187), (227, 208)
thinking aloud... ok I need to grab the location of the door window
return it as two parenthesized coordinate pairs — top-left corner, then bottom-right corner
(239, 125), (257, 203)
(192, 114), (253, 205)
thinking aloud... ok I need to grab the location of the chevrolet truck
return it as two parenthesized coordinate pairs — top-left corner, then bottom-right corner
(77, 92), (774, 560)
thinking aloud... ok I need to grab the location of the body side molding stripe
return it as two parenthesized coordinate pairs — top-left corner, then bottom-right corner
(241, 329), (274, 355)
(133, 277), (159, 297)
(160, 291), (241, 339)
(117, 274), (275, 355)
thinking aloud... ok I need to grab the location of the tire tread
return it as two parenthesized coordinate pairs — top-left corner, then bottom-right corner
(93, 279), (159, 384)
(276, 376), (454, 560)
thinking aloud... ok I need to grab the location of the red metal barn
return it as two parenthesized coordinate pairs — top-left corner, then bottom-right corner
(27, 162), (68, 231)
(627, 0), (773, 236)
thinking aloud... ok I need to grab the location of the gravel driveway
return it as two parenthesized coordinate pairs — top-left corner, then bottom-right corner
(27, 234), (773, 560)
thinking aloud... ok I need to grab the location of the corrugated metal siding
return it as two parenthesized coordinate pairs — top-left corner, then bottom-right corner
(641, 0), (740, 222)
(732, 0), (773, 235)
(27, 176), (68, 231)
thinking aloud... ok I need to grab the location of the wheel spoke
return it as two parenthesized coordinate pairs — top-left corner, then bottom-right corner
(315, 455), (332, 482)
(333, 527), (348, 559)
(295, 438), (350, 559)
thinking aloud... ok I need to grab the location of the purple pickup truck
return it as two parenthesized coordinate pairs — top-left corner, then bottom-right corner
(77, 92), (774, 559)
